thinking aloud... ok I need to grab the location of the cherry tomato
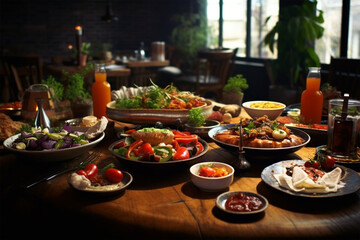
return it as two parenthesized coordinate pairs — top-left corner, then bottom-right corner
(199, 167), (216, 177)
(104, 168), (123, 183)
(84, 163), (98, 179)
(172, 147), (190, 160)
(321, 155), (335, 170)
(76, 169), (88, 177)
(304, 160), (320, 169)
(138, 143), (154, 156)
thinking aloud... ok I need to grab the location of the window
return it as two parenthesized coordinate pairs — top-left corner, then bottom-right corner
(348, 0), (360, 58)
(209, 0), (358, 63)
(206, 0), (278, 58)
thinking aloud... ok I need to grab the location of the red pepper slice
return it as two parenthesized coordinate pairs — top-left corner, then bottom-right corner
(125, 129), (137, 134)
(125, 139), (144, 159)
(195, 142), (204, 155)
(171, 130), (191, 136)
(171, 140), (180, 151)
(175, 135), (198, 145)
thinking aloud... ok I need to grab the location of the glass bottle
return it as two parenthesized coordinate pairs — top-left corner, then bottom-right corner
(300, 67), (323, 124)
(92, 63), (111, 118)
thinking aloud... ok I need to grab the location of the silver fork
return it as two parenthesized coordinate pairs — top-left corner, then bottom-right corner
(25, 151), (101, 189)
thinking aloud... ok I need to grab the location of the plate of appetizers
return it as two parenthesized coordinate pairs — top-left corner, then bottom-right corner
(68, 161), (133, 196)
(109, 127), (208, 166)
(261, 160), (360, 198)
(106, 83), (213, 124)
(208, 115), (310, 155)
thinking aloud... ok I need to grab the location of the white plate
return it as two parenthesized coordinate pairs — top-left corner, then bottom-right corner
(261, 160), (360, 198)
(216, 191), (268, 215)
(68, 171), (133, 196)
(3, 132), (105, 162)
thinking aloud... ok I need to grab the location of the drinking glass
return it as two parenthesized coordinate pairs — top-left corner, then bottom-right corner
(327, 98), (360, 160)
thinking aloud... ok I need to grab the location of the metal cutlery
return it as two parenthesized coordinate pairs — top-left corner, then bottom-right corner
(25, 151), (101, 189)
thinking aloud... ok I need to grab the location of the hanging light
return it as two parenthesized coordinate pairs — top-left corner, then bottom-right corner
(101, 0), (118, 23)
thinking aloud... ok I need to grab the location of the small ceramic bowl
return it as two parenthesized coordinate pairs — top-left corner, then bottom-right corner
(184, 119), (220, 139)
(242, 100), (286, 120)
(189, 161), (234, 192)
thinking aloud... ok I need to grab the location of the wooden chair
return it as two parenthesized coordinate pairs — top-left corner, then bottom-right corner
(2, 54), (43, 101)
(175, 49), (234, 101)
(327, 57), (360, 100)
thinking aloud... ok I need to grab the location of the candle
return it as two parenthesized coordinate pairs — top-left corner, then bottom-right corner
(75, 26), (82, 66)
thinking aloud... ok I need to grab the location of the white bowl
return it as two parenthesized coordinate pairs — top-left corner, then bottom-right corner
(189, 162), (234, 192)
(242, 100), (286, 120)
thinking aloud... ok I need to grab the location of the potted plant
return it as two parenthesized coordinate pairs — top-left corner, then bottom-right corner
(170, 1), (216, 74)
(264, 0), (324, 104)
(62, 64), (93, 118)
(222, 74), (248, 105)
(79, 42), (91, 66)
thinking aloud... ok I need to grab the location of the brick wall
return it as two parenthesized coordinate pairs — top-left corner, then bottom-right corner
(0, 0), (191, 62)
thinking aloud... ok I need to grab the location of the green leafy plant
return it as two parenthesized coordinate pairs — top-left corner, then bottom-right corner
(81, 42), (91, 55)
(41, 75), (64, 101)
(264, 0), (324, 88)
(223, 74), (248, 94)
(63, 64), (93, 102)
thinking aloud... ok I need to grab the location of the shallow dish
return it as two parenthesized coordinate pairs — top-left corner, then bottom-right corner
(106, 99), (213, 125)
(216, 191), (268, 215)
(3, 132), (105, 162)
(242, 100), (285, 120)
(184, 120), (220, 139)
(109, 138), (209, 166)
(68, 171), (133, 196)
(189, 161), (234, 192)
(261, 160), (360, 198)
(208, 124), (310, 156)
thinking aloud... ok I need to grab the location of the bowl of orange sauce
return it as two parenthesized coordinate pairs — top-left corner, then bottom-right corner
(242, 100), (286, 120)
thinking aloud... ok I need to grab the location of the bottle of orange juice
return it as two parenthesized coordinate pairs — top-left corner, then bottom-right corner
(300, 67), (323, 124)
(92, 63), (111, 118)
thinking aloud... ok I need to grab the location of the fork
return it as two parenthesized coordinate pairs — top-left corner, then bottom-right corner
(25, 151), (101, 189)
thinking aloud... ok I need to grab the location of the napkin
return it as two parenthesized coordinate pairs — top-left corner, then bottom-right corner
(273, 166), (344, 193)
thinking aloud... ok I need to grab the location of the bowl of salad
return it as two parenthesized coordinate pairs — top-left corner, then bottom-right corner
(106, 82), (213, 125)
(109, 127), (208, 167)
(3, 125), (105, 162)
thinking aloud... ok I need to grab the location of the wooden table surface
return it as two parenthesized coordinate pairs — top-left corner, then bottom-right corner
(1, 112), (359, 240)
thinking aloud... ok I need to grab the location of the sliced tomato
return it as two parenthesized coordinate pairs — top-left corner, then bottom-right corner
(199, 167), (216, 177)
(175, 135), (198, 145)
(171, 140), (180, 151)
(172, 147), (190, 160)
(125, 129), (137, 134)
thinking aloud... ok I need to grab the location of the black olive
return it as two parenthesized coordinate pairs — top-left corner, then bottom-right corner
(154, 121), (163, 129)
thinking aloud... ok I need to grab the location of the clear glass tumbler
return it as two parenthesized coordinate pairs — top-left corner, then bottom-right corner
(327, 98), (360, 161)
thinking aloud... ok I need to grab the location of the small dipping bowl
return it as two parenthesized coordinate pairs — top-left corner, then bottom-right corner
(184, 119), (220, 139)
(189, 161), (234, 192)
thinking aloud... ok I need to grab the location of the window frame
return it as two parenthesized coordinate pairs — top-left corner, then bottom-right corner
(214, 0), (353, 63)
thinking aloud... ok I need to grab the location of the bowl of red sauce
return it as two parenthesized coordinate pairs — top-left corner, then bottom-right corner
(216, 191), (268, 215)
(189, 162), (234, 192)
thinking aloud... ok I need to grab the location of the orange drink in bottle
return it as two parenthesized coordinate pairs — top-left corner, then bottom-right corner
(92, 63), (111, 118)
(300, 67), (323, 124)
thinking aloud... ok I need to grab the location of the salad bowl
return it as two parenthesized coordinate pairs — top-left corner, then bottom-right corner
(3, 132), (105, 162)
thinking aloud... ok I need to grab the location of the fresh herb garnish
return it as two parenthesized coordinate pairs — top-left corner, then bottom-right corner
(188, 108), (205, 127)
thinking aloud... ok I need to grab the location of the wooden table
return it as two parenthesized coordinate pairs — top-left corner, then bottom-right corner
(121, 59), (170, 86)
(44, 64), (131, 90)
(0, 113), (359, 239)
